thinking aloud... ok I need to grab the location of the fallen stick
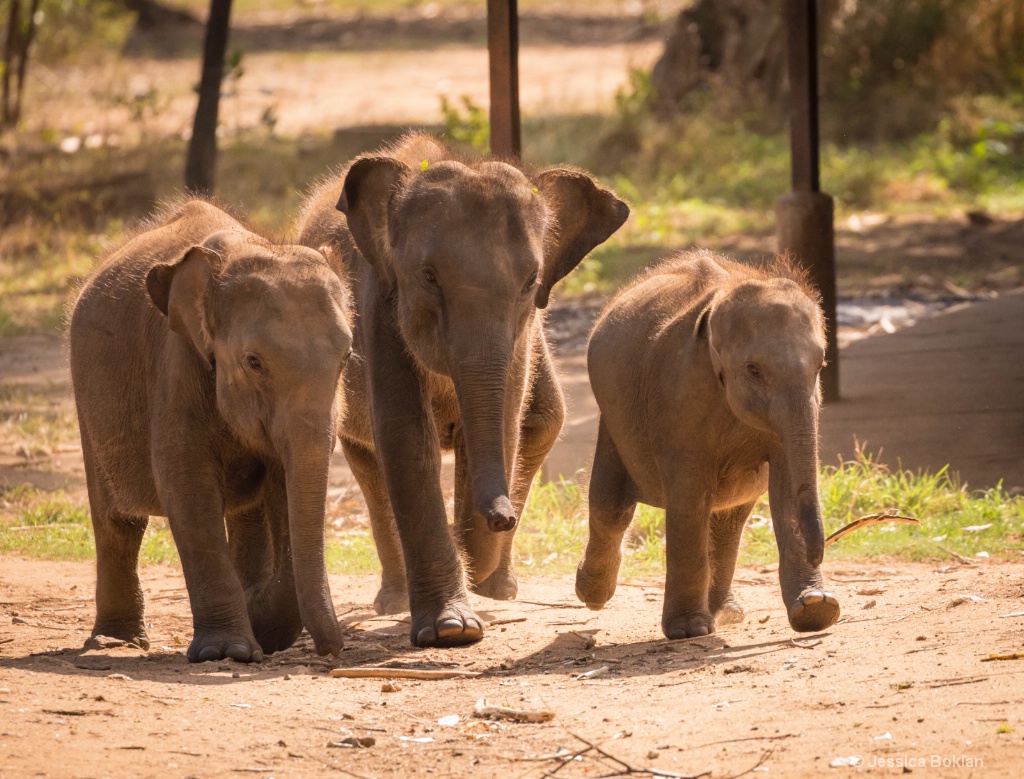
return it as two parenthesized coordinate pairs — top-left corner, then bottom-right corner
(487, 617), (527, 627)
(824, 513), (920, 547)
(981, 653), (1024, 662)
(790, 638), (822, 650)
(330, 667), (482, 680)
(473, 698), (555, 723)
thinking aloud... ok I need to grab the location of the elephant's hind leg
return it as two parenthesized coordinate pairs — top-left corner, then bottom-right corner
(83, 436), (150, 650)
(576, 417), (638, 610)
(707, 501), (756, 626)
(473, 355), (566, 601)
(343, 438), (409, 615)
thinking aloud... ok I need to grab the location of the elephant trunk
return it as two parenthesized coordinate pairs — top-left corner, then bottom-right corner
(769, 393), (825, 567)
(280, 409), (343, 656)
(452, 344), (517, 533)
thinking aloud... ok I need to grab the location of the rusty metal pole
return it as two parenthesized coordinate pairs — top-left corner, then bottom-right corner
(776, 0), (839, 401)
(487, 0), (521, 159)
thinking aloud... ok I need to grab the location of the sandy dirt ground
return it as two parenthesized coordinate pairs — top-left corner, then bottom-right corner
(1, 557), (1023, 779)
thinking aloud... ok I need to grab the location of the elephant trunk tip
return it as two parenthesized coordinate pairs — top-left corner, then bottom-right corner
(479, 494), (517, 532)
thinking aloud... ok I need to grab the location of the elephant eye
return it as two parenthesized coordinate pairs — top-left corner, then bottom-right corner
(423, 267), (438, 286)
(523, 271), (538, 294)
(746, 363), (762, 379)
(245, 353), (266, 374)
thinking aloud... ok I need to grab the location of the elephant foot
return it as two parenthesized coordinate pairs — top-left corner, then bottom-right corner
(373, 582), (410, 616)
(663, 610), (715, 640)
(575, 552), (621, 610)
(410, 598), (484, 648)
(472, 566), (518, 601)
(787, 588), (840, 632)
(87, 619), (150, 651)
(713, 593), (745, 626)
(187, 626), (264, 663)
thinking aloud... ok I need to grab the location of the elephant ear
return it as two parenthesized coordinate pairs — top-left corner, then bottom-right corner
(700, 308), (725, 386)
(146, 247), (219, 370)
(532, 169), (629, 309)
(336, 156), (409, 291)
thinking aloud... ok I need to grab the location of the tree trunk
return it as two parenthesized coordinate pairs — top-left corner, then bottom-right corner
(650, 0), (787, 112)
(184, 0), (233, 195)
(2, 0), (39, 129)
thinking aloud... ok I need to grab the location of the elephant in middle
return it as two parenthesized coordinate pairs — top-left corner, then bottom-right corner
(297, 134), (629, 647)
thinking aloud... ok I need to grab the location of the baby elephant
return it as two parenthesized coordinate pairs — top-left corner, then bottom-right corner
(70, 200), (352, 662)
(577, 250), (840, 638)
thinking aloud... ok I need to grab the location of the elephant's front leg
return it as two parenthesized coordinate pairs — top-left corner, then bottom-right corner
(768, 457), (840, 632)
(662, 474), (715, 639)
(366, 302), (482, 648)
(230, 471), (303, 654)
(157, 454), (263, 663)
(342, 438), (409, 615)
(472, 347), (566, 601)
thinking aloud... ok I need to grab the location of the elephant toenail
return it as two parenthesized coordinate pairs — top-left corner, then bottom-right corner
(197, 646), (221, 662)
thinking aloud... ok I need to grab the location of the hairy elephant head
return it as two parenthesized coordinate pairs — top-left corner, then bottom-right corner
(703, 275), (827, 567)
(337, 142), (629, 533)
(145, 234), (353, 655)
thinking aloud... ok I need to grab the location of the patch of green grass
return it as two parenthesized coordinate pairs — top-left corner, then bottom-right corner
(512, 452), (1024, 577)
(3, 452), (1021, 579)
(0, 486), (178, 564)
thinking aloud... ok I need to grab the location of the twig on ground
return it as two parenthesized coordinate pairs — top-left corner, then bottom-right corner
(693, 733), (795, 749)
(474, 699), (555, 723)
(790, 638), (822, 649)
(565, 732), (711, 779)
(722, 747), (776, 779)
(824, 514), (920, 547)
(928, 541), (976, 565)
(488, 617), (528, 627)
(928, 676), (986, 689)
(518, 600), (585, 609)
(329, 667), (482, 680)
(981, 653), (1024, 662)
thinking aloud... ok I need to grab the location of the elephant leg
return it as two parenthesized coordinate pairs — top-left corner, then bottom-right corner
(662, 467), (715, 640)
(576, 417), (638, 610)
(83, 435), (150, 650)
(156, 449), (262, 663)
(707, 501), (755, 626)
(473, 348), (566, 601)
(343, 438), (409, 615)
(226, 503), (273, 593)
(770, 458), (840, 632)
(363, 298), (482, 649)
(229, 473), (303, 654)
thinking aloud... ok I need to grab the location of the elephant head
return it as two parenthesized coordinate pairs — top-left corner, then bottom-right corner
(704, 276), (827, 568)
(337, 150), (628, 534)
(146, 233), (353, 655)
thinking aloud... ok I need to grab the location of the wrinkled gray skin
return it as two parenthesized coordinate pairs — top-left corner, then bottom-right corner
(577, 250), (840, 638)
(70, 200), (352, 662)
(297, 134), (628, 647)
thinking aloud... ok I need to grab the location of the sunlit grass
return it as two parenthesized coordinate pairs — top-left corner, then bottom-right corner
(2, 452), (1021, 579)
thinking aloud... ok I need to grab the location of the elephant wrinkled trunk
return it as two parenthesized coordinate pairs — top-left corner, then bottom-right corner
(769, 397), (825, 568)
(453, 351), (516, 533)
(280, 412), (343, 655)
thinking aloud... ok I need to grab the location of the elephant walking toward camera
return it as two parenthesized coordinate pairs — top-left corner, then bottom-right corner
(70, 200), (352, 662)
(576, 250), (840, 638)
(297, 134), (628, 647)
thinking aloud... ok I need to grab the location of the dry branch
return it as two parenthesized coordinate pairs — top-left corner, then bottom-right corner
(329, 667), (482, 680)
(824, 513), (921, 547)
(474, 699), (555, 723)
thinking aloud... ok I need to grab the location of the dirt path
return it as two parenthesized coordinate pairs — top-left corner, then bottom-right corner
(1, 558), (1022, 778)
